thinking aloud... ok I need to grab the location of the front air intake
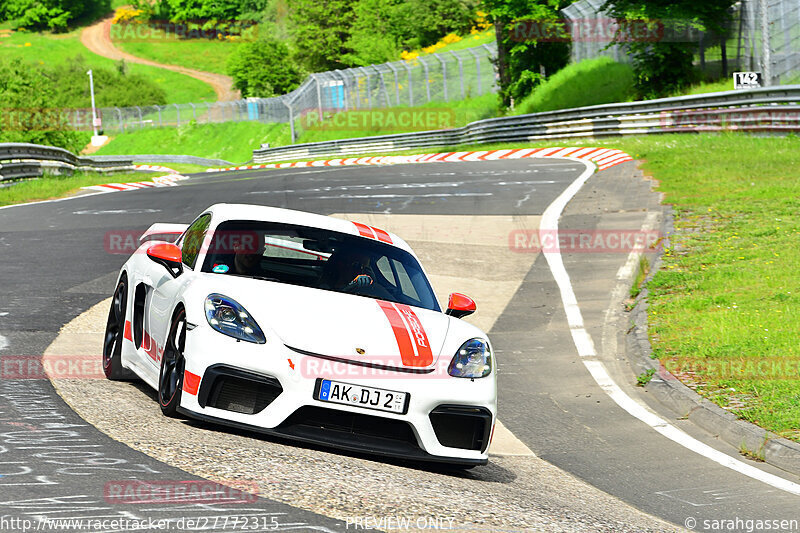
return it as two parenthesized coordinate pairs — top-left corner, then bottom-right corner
(197, 365), (282, 415)
(429, 405), (492, 452)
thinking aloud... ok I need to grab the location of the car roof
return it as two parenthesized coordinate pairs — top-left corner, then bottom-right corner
(205, 203), (414, 255)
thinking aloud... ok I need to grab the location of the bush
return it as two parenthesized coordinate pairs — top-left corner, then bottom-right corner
(514, 57), (635, 115)
(1, 0), (110, 31)
(0, 59), (89, 152)
(227, 36), (302, 97)
(46, 57), (167, 108)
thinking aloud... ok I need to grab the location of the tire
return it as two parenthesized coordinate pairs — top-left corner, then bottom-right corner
(158, 307), (187, 418)
(103, 276), (136, 380)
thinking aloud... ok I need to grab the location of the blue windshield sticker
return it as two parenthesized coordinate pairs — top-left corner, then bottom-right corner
(212, 264), (230, 273)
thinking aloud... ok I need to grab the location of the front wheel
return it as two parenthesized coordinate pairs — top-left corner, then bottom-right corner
(158, 308), (187, 418)
(103, 277), (135, 380)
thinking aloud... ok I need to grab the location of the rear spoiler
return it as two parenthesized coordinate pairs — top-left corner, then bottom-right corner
(139, 223), (189, 244)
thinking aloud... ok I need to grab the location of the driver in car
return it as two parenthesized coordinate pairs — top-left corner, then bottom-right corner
(321, 247), (376, 291)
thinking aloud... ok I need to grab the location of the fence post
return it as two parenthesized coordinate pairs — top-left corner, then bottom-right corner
(157, 106), (162, 127)
(385, 62), (401, 105)
(451, 51), (465, 100)
(174, 104), (180, 127)
(360, 67), (372, 108)
(417, 56), (431, 102)
(373, 65), (390, 107)
(468, 47), (481, 95)
(313, 74), (323, 123)
(204, 103), (211, 124)
(482, 44), (497, 91)
(760, 0), (771, 85)
(433, 53), (447, 101)
(190, 103), (197, 121)
(135, 106), (143, 129)
(403, 61), (414, 106)
(116, 107), (124, 133)
(284, 99), (296, 143)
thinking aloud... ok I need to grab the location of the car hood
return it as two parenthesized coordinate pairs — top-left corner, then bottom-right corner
(230, 279), (450, 369)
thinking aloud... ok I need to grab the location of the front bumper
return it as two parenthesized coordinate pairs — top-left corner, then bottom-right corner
(178, 325), (497, 465)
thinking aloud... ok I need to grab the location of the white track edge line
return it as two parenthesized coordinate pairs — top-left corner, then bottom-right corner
(542, 157), (800, 496)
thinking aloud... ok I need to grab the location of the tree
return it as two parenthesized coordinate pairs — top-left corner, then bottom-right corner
(480, 0), (573, 108)
(227, 36), (302, 97)
(1, 0), (110, 31)
(0, 59), (87, 152)
(287, 0), (356, 72)
(603, 0), (737, 97)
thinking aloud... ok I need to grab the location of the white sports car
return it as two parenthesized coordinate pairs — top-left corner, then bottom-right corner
(103, 204), (496, 466)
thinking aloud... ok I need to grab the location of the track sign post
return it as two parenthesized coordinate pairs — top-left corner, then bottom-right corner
(734, 72), (762, 90)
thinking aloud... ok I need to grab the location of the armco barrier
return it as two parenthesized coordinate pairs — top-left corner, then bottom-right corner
(0, 143), (135, 182)
(252, 86), (800, 163)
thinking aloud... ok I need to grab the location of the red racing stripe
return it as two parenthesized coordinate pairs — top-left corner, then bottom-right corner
(352, 221), (375, 239)
(124, 321), (133, 342)
(394, 303), (433, 366)
(370, 226), (393, 244)
(183, 371), (201, 395)
(377, 300), (416, 367)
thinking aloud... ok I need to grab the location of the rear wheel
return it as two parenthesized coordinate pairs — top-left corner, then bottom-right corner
(103, 276), (135, 380)
(158, 308), (187, 418)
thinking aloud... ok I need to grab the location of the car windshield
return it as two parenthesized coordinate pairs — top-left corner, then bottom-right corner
(201, 220), (441, 312)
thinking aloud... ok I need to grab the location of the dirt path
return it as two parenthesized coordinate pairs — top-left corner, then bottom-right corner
(80, 12), (241, 102)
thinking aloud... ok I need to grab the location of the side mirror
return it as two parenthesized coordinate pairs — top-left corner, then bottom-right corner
(146, 243), (183, 278)
(445, 292), (476, 319)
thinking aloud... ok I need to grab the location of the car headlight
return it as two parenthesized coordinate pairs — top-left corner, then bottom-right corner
(448, 338), (491, 378)
(204, 294), (266, 344)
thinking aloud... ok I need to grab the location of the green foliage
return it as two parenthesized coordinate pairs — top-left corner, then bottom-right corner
(0, 0), (110, 31)
(133, 0), (269, 24)
(602, 0), (737, 98)
(514, 56), (634, 114)
(46, 56), (167, 108)
(287, 0), (356, 72)
(226, 36), (301, 97)
(289, 0), (477, 70)
(0, 59), (89, 152)
(0, 56), (165, 152)
(480, 0), (574, 108)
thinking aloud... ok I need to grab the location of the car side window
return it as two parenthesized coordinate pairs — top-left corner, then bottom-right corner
(181, 214), (211, 269)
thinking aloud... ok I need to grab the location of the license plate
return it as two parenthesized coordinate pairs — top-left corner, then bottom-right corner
(315, 379), (408, 414)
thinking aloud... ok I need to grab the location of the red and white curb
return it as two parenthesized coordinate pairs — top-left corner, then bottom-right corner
(205, 147), (633, 174)
(82, 165), (187, 193)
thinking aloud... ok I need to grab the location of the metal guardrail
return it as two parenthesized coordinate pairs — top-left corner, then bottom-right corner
(0, 143), (135, 182)
(252, 86), (800, 163)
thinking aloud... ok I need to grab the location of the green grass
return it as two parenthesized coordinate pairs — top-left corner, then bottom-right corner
(514, 56), (635, 115)
(112, 27), (239, 75)
(94, 121), (288, 163)
(1, 29), (216, 103)
(0, 170), (167, 207)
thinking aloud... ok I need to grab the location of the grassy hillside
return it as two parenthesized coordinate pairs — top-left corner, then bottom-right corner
(0, 29), (215, 103)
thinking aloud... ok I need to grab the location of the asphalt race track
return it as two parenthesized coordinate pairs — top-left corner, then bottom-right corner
(0, 158), (799, 532)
